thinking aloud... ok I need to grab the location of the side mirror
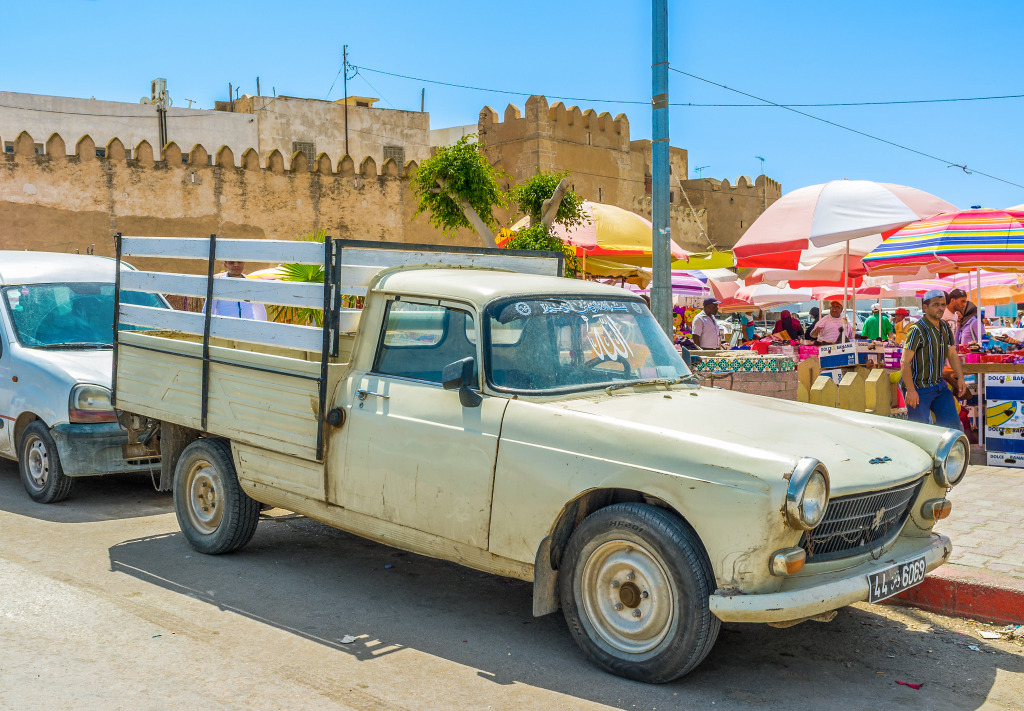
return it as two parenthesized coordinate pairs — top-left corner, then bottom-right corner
(442, 357), (482, 408)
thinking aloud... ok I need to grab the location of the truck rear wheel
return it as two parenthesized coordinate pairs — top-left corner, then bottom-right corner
(18, 422), (74, 504)
(173, 438), (259, 554)
(559, 503), (720, 683)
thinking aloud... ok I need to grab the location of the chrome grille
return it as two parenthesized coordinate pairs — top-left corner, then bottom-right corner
(800, 477), (925, 562)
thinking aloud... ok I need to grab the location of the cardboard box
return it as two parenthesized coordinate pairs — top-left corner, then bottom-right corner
(819, 342), (855, 369)
(986, 451), (1024, 468)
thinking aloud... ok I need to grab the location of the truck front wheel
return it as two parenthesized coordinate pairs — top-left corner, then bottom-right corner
(559, 503), (720, 683)
(173, 438), (259, 554)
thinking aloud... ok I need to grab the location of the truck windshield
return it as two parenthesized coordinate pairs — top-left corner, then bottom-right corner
(2, 283), (164, 349)
(485, 296), (691, 393)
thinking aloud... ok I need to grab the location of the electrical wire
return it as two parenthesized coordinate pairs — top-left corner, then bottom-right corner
(354, 70), (397, 110)
(356, 64), (1024, 109)
(669, 67), (1024, 190)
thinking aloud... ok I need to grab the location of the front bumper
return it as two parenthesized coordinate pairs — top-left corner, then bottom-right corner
(708, 534), (952, 623)
(49, 422), (159, 477)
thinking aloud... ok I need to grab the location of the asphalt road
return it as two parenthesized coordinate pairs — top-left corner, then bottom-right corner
(1, 458), (1022, 711)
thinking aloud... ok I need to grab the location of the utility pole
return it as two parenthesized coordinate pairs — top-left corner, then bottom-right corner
(755, 155), (766, 211)
(343, 45), (349, 157)
(651, 0), (671, 336)
(421, 87), (425, 113)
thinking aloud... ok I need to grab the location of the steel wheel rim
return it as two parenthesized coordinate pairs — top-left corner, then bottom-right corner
(25, 438), (48, 490)
(580, 539), (675, 655)
(185, 460), (224, 535)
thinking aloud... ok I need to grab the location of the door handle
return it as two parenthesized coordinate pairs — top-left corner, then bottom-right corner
(356, 389), (389, 401)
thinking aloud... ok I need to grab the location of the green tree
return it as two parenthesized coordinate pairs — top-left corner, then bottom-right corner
(505, 171), (587, 277)
(410, 136), (508, 244)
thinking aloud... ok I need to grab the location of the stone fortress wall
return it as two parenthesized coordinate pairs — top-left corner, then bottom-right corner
(0, 129), (481, 273)
(477, 94), (780, 252)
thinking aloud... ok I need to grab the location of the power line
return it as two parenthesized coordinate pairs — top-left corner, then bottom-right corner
(355, 64), (1024, 109)
(669, 67), (1024, 190)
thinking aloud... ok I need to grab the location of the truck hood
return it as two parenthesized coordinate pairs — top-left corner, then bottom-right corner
(19, 348), (113, 388)
(549, 385), (934, 494)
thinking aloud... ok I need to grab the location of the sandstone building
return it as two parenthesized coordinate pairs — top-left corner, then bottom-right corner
(0, 84), (779, 262)
(475, 95), (780, 253)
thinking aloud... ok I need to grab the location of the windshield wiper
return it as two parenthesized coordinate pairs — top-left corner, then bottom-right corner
(32, 342), (112, 350)
(605, 376), (695, 394)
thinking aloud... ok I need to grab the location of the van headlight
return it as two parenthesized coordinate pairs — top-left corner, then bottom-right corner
(933, 431), (969, 487)
(786, 458), (830, 530)
(69, 384), (117, 424)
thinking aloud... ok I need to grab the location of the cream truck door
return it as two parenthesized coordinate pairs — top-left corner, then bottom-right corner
(337, 300), (506, 549)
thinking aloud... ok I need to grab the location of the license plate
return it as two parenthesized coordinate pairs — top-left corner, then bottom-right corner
(867, 556), (927, 603)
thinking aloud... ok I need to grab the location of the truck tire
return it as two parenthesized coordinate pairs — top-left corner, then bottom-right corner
(173, 438), (259, 555)
(559, 503), (720, 683)
(18, 421), (74, 504)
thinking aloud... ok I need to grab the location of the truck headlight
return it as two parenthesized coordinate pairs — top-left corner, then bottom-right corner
(69, 384), (117, 424)
(933, 431), (969, 488)
(786, 458), (830, 530)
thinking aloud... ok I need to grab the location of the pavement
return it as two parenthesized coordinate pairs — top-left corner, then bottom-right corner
(1, 462), (1022, 710)
(890, 457), (1024, 627)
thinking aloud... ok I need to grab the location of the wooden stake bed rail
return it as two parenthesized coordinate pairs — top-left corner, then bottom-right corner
(112, 235), (564, 463)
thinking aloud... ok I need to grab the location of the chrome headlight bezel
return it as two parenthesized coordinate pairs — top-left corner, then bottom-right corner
(69, 383), (116, 424)
(786, 457), (831, 531)
(933, 430), (969, 488)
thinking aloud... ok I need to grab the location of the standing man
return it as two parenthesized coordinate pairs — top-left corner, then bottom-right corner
(900, 289), (965, 429)
(690, 297), (721, 349)
(891, 307), (912, 345)
(861, 303), (894, 341)
(947, 288), (984, 345)
(810, 300), (852, 344)
(210, 260), (268, 320)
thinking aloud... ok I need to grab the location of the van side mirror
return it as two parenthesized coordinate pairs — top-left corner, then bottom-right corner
(442, 357), (482, 408)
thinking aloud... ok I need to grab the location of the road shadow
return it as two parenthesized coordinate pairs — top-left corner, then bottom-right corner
(0, 457), (171, 523)
(108, 514), (1023, 709)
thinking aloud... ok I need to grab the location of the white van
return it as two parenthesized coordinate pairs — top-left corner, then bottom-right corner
(0, 252), (167, 502)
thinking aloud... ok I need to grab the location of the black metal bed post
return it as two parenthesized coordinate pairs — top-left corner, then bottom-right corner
(111, 232), (123, 408)
(201, 234), (217, 432)
(316, 236), (333, 461)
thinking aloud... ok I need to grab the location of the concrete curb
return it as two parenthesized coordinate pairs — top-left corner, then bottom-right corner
(886, 565), (1024, 626)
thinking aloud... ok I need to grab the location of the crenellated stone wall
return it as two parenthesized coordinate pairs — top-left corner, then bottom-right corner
(0, 129), (481, 272)
(475, 94), (780, 252)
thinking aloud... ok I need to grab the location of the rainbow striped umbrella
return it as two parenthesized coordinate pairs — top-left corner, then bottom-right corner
(862, 208), (1024, 275)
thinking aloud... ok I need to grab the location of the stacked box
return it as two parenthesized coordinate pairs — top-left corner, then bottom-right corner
(884, 346), (902, 369)
(986, 451), (1024, 468)
(984, 373), (1024, 460)
(819, 343), (855, 369)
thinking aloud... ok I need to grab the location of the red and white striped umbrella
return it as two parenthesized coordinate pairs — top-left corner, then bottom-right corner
(734, 180), (956, 269)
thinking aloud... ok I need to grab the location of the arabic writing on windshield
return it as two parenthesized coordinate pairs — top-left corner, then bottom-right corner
(487, 297), (687, 392)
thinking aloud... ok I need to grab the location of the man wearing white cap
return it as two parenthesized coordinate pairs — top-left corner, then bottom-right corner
(690, 297), (722, 349)
(900, 289), (965, 429)
(861, 303), (893, 341)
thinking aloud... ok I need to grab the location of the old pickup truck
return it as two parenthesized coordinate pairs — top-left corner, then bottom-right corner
(112, 236), (967, 683)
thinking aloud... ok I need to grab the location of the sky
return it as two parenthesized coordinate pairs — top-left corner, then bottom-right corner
(3, 0), (1022, 210)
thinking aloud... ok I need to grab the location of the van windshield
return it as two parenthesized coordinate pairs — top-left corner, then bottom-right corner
(2, 283), (164, 349)
(485, 296), (691, 393)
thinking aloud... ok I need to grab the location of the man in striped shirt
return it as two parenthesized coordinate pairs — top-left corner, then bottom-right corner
(900, 289), (965, 429)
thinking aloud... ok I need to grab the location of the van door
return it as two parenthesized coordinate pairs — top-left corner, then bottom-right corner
(335, 300), (506, 549)
(0, 306), (14, 454)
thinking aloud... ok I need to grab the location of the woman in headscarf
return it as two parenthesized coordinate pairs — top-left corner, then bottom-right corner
(807, 307), (820, 336)
(772, 310), (803, 340)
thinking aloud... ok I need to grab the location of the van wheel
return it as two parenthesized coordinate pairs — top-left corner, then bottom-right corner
(559, 503), (720, 683)
(173, 438), (259, 554)
(19, 422), (74, 504)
